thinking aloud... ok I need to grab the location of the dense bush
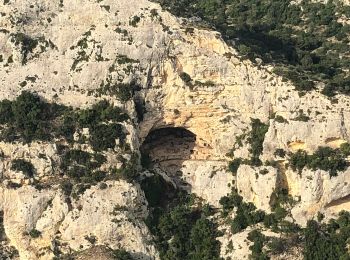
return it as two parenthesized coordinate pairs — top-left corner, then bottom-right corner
(0, 100), (13, 124)
(11, 159), (35, 178)
(244, 209), (350, 259)
(289, 146), (349, 176)
(156, 0), (350, 96)
(228, 158), (241, 174)
(77, 100), (129, 129)
(247, 230), (269, 260)
(228, 119), (269, 170)
(219, 191), (242, 217)
(154, 204), (221, 259)
(0, 92), (128, 152)
(220, 190), (265, 234)
(274, 148), (286, 158)
(304, 212), (350, 260)
(73, 100), (128, 150)
(189, 218), (221, 259)
(179, 72), (192, 84)
(99, 82), (140, 102)
(10, 33), (40, 65)
(60, 149), (107, 183)
(0, 91), (67, 142)
(142, 174), (221, 260)
(115, 153), (139, 182)
(0, 91), (129, 150)
(112, 249), (133, 260)
(239, 210), (350, 259)
(129, 16), (141, 27)
(90, 123), (124, 151)
(248, 119), (269, 162)
(141, 174), (173, 207)
(28, 229), (41, 238)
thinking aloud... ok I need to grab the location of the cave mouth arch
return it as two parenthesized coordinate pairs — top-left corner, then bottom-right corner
(140, 127), (196, 174)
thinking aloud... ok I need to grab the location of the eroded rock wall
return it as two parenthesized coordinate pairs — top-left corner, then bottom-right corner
(1, 0), (350, 258)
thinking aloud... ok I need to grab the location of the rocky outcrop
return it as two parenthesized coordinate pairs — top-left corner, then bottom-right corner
(287, 168), (350, 225)
(237, 165), (278, 212)
(0, 181), (157, 260)
(0, 142), (58, 181)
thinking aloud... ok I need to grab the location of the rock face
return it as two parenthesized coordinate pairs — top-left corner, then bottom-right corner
(1, 0), (350, 259)
(0, 181), (156, 260)
(236, 165), (278, 213)
(0, 141), (58, 182)
(287, 168), (350, 226)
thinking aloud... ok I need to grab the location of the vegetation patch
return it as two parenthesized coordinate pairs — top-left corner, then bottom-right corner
(227, 119), (269, 172)
(0, 91), (67, 142)
(155, 0), (350, 96)
(60, 149), (107, 183)
(244, 211), (350, 259)
(288, 145), (350, 177)
(98, 81), (140, 102)
(11, 159), (35, 178)
(220, 190), (265, 234)
(129, 16), (141, 27)
(142, 174), (221, 260)
(10, 33), (55, 64)
(0, 92), (128, 152)
(112, 249), (133, 260)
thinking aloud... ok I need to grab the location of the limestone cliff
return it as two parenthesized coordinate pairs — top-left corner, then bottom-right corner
(0, 0), (350, 259)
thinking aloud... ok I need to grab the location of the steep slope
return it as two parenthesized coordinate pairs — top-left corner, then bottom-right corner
(0, 0), (350, 259)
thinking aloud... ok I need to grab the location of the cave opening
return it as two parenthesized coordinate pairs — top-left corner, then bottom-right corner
(140, 127), (196, 176)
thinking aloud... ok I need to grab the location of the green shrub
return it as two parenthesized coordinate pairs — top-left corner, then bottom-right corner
(112, 249), (133, 260)
(289, 150), (308, 173)
(90, 123), (124, 151)
(289, 147), (348, 176)
(77, 100), (129, 128)
(247, 119), (269, 164)
(10, 33), (39, 64)
(60, 180), (73, 196)
(228, 158), (241, 174)
(143, 179), (221, 260)
(231, 210), (248, 234)
(11, 159), (35, 178)
(263, 214), (278, 228)
(267, 237), (286, 255)
(116, 153), (139, 182)
(129, 16), (141, 27)
(340, 143), (350, 156)
(220, 190), (265, 233)
(304, 217), (350, 260)
(62, 149), (92, 167)
(154, 204), (221, 259)
(274, 115), (288, 123)
(247, 230), (268, 259)
(141, 174), (172, 207)
(0, 99), (13, 124)
(60, 149), (107, 183)
(0, 91), (67, 142)
(99, 82), (138, 102)
(28, 229), (41, 238)
(274, 148), (286, 158)
(294, 110), (310, 122)
(180, 72), (192, 84)
(219, 191), (242, 217)
(189, 218), (221, 259)
(0, 93), (128, 152)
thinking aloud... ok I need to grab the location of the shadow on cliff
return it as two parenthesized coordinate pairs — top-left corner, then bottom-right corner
(140, 126), (196, 190)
